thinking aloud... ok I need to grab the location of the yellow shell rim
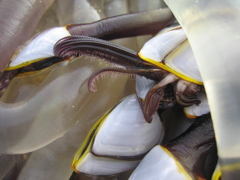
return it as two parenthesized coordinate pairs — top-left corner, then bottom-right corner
(71, 106), (116, 172)
(161, 146), (193, 180)
(5, 58), (48, 71)
(183, 107), (197, 119)
(138, 53), (203, 85)
(212, 164), (221, 180)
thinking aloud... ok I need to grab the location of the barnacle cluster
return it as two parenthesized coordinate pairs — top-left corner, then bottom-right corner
(1, 0), (240, 180)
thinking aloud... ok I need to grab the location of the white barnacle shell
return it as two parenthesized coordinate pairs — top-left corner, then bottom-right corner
(139, 26), (187, 62)
(72, 94), (163, 176)
(129, 145), (193, 180)
(139, 26), (203, 85)
(184, 92), (210, 118)
(135, 75), (156, 100)
(6, 27), (70, 70)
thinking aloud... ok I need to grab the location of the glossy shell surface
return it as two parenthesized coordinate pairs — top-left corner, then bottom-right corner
(73, 94), (163, 175)
(129, 145), (192, 180)
(139, 27), (203, 84)
(7, 27), (70, 70)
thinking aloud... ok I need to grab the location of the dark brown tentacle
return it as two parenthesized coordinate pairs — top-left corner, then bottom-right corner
(54, 36), (156, 69)
(175, 80), (203, 106)
(54, 36), (138, 58)
(88, 67), (164, 92)
(158, 84), (176, 109)
(142, 74), (179, 123)
(177, 94), (199, 103)
(67, 8), (175, 40)
(176, 93), (201, 107)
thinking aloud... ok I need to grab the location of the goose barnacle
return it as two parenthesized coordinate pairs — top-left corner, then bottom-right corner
(138, 26), (202, 85)
(0, 26), (71, 90)
(72, 94), (163, 176)
(71, 76), (164, 176)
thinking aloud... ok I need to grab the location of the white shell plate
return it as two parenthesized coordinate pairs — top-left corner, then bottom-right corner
(135, 75), (156, 99)
(184, 92), (210, 117)
(139, 27), (187, 62)
(139, 27), (203, 83)
(75, 152), (139, 176)
(92, 94), (163, 157)
(9, 27), (70, 67)
(165, 40), (202, 82)
(129, 145), (191, 180)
